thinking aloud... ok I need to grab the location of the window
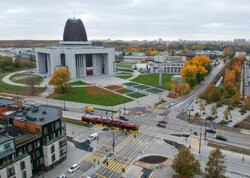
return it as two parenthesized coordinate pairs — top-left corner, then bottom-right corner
(55, 121), (60, 130)
(60, 147), (67, 157)
(59, 139), (67, 148)
(51, 145), (55, 153)
(61, 54), (66, 66)
(40, 158), (44, 165)
(36, 150), (40, 158)
(51, 154), (55, 162)
(18, 149), (23, 156)
(44, 126), (48, 135)
(22, 170), (26, 178)
(7, 167), (15, 177)
(46, 135), (50, 142)
(58, 130), (61, 137)
(4, 143), (11, 151)
(36, 141), (40, 148)
(27, 144), (32, 152)
(20, 161), (25, 170)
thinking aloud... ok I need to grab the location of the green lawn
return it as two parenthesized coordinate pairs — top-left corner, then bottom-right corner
(127, 92), (146, 98)
(124, 82), (138, 86)
(116, 75), (133, 79)
(70, 81), (87, 85)
(105, 85), (123, 90)
(146, 88), (164, 93)
(9, 73), (44, 85)
(0, 73), (45, 95)
(132, 74), (173, 90)
(49, 87), (133, 106)
(134, 85), (150, 89)
(119, 72), (132, 75)
(116, 88), (133, 94)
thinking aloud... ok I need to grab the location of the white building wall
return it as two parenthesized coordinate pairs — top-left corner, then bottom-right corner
(0, 155), (32, 178)
(42, 136), (67, 167)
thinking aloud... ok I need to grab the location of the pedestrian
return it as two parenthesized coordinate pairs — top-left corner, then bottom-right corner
(242, 156), (245, 162)
(98, 160), (99, 165)
(125, 132), (127, 136)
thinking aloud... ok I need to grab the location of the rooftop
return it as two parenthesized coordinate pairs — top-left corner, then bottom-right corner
(8, 105), (62, 126)
(0, 135), (14, 145)
(0, 98), (19, 107)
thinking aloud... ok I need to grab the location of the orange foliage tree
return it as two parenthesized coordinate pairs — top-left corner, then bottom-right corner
(223, 70), (236, 85)
(172, 82), (190, 95)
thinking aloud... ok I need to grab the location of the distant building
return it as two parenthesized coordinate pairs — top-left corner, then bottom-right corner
(235, 51), (246, 56)
(0, 98), (22, 117)
(123, 55), (153, 63)
(0, 102), (67, 177)
(153, 53), (186, 63)
(36, 18), (115, 80)
(147, 61), (184, 74)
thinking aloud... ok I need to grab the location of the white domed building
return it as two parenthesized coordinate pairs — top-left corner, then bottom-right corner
(35, 18), (115, 80)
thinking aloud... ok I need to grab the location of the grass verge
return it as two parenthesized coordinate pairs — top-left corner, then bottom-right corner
(127, 92), (146, 98)
(134, 85), (150, 89)
(94, 108), (117, 113)
(146, 88), (164, 93)
(132, 74), (173, 90)
(124, 82), (138, 86)
(116, 75), (133, 79)
(62, 117), (90, 127)
(208, 141), (250, 155)
(164, 139), (178, 147)
(116, 88), (133, 94)
(48, 87), (133, 106)
(70, 81), (87, 85)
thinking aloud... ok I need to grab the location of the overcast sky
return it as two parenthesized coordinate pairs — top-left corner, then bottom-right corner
(0, 0), (250, 41)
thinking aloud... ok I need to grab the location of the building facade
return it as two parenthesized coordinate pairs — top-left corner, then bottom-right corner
(35, 18), (115, 80)
(147, 61), (184, 74)
(0, 102), (67, 177)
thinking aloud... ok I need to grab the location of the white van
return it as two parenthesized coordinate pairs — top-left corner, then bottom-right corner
(88, 133), (98, 142)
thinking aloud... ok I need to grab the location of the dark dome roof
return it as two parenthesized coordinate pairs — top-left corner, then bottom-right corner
(63, 18), (87, 41)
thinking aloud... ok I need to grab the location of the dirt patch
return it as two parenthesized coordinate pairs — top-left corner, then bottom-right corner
(139, 155), (167, 164)
(127, 110), (141, 116)
(134, 158), (174, 170)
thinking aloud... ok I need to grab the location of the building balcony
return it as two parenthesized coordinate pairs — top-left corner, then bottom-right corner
(0, 152), (29, 170)
(14, 132), (42, 146)
(0, 148), (15, 160)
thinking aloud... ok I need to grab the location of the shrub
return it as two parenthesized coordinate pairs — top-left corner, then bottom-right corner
(195, 113), (199, 117)
(220, 120), (226, 124)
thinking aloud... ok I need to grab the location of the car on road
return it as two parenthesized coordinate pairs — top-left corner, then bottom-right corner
(88, 133), (99, 142)
(205, 129), (216, 134)
(158, 120), (167, 124)
(170, 102), (176, 106)
(216, 135), (227, 141)
(165, 105), (170, 109)
(57, 174), (66, 178)
(68, 164), (79, 173)
(157, 123), (166, 128)
(119, 115), (129, 121)
(182, 132), (190, 138)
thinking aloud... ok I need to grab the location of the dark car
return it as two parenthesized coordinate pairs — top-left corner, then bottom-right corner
(216, 135), (227, 141)
(119, 115), (129, 121)
(157, 123), (166, 128)
(158, 120), (167, 124)
(205, 129), (216, 134)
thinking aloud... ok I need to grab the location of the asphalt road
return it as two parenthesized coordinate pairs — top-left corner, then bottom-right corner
(244, 61), (250, 97)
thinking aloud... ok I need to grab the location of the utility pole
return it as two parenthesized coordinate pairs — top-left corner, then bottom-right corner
(204, 113), (207, 140)
(63, 95), (66, 111)
(112, 116), (115, 153)
(159, 66), (162, 87)
(199, 126), (202, 154)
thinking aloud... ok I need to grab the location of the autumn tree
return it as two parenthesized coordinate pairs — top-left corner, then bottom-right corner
(172, 82), (190, 95)
(26, 75), (36, 95)
(223, 46), (233, 58)
(181, 63), (198, 87)
(232, 92), (242, 104)
(223, 70), (236, 86)
(200, 84), (221, 103)
(211, 105), (217, 117)
(244, 96), (250, 110)
(206, 148), (227, 178)
(48, 68), (71, 93)
(172, 147), (201, 177)
(199, 101), (205, 114)
(223, 109), (230, 121)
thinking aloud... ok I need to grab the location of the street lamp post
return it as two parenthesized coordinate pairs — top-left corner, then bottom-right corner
(112, 115), (115, 153)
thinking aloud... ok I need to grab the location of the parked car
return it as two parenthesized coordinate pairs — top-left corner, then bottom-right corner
(170, 102), (176, 106)
(68, 164), (79, 173)
(157, 123), (166, 128)
(205, 129), (216, 134)
(57, 174), (66, 178)
(119, 115), (129, 121)
(165, 105), (170, 109)
(216, 135), (227, 141)
(158, 120), (167, 124)
(182, 132), (190, 138)
(88, 133), (99, 142)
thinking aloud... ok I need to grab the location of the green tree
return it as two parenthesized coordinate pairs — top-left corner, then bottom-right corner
(206, 148), (227, 178)
(172, 147), (201, 178)
(13, 57), (22, 68)
(48, 68), (71, 93)
(201, 84), (221, 103)
(26, 75), (36, 95)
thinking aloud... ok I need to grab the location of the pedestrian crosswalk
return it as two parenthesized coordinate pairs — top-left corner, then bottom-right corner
(102, 159), (129, 174)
